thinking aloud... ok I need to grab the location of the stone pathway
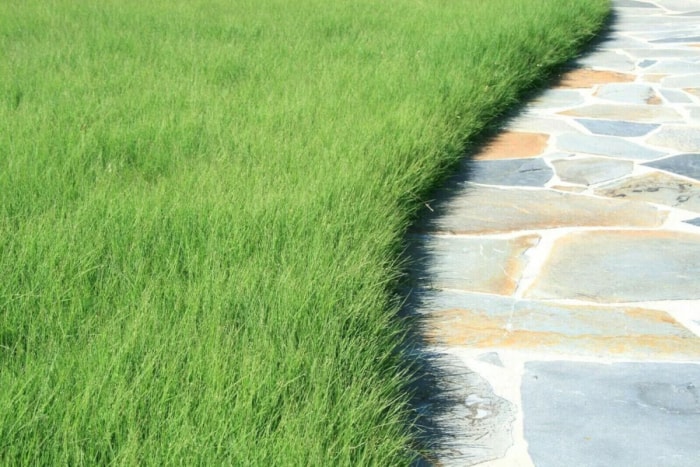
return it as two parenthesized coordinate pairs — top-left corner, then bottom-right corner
(410, 1), (700, 465)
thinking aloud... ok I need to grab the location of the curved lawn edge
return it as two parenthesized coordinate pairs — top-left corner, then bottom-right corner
(0, 1), (610, 464)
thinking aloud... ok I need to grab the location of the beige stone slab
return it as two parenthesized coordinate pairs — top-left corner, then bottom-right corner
(424, 293), (700, 360)
(555, 69), (636, 89)
(433, 185), (667, 234)
(559, 104), (684, 123)
(474, 132), (550, 160)
(595, 171), (700, 212)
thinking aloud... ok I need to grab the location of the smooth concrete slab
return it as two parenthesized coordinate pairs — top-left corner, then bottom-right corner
(643, 153), (700, 181)
(468, 158), (553, 187)
(552, 156), (634, 185)
(416, 234), (539, 295)
(527, 230), (700, 302)
(595, 171), (700, 212)
(522, 361), (700, 467)
(425, 291), (700, 359)
(431, 185), (667, 234)
(556, 132), (666, 160)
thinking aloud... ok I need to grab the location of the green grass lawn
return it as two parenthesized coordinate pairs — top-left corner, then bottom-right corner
(1, 0), (608, 464)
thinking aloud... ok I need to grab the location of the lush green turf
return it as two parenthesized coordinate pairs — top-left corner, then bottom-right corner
(0, 0), (608, 464)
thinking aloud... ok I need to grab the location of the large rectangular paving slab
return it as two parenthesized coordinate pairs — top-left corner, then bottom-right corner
(523, 361), (700, 467)
(430, 185), (667, 234)
(423, 291), (700, 360)
(526, 230), (700, 302)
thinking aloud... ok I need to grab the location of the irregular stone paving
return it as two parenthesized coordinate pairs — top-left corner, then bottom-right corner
(410, 1), (700, 465)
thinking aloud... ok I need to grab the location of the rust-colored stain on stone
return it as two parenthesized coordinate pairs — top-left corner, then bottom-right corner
(489, 234), (540, 296)
(425, 306), (700, 359)
(555, 69), (635, 89)
(646, 93), (662, 105)
(474, 132), (549, 160)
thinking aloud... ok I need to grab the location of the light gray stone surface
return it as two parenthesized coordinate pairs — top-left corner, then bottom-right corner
(556, 132), (666, 160)
(643, 153), (700, 180)
(527, 230), (700, 302)
(647, 126), (700, 152)
(523, 361), (700, 467)
(552, 156), (634, 185)
(432, 185), (667, 233)
(468, 158), (553, 187)
(576, 118), (659, 136)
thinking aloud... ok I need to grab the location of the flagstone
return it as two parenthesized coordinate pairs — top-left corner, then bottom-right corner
(576, 118), (658, 136)
(624, 48), (700, 59)
(646, 126), (700, 152)
(414, 352), (516, 466)
(552, 156), (634, 185)
(652, 35), (700, 43)
(531, 89), (585, 109)
(594, 83), (660, 104)
(469, 158), (553, 187)
(432, 185), (666, 234)
(508, 116), (577, 135)
(416, 234), (539, 295)
(556, 132), (666, 160)
(576, 50), (635, 71)
(526, 230), (700, 302)
(595, 171), (700, 212)
(424, 291), (700, 359)
(659, 88), (693, 103)
(662, 74), (700, 88)
(474, 131), (549, 160)
(616, 0), (656, 7)
(643, 153), (700, 180)
(522, 362), (700, 467)
(647, 60), (700, 74)
(555, 69), (635, 89)
(689, 107), (700, 122)
(560, 104), (683, 123)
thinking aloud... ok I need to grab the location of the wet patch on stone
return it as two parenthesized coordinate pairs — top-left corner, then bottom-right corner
(555, 69), (635, 89)
(469, 158), (553, 187)
(522, 362), (700, 467)
(560, 104), (684, 123)
(526, 230), (700, 302)
(646, 125), (700, 152)
(595, 171), (700, 212)
(424, 292), (700, 359)
(576, 118), (659, 136)
(432, 185), (667, 234)
(474, 132), (549, 160)
(552, 156), (634, 186)
(556, 132), (666, 160)
(643, 153), (700, 180)
(417, 234), (539, 295)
